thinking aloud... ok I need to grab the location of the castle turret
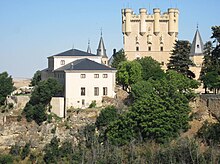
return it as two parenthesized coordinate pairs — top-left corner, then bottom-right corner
(124, 8), (132, 36)
(153, 8), (160, 35)
(168, 8), (179, 36)
(87, 40), (91, 53)
(190, 27), (204, 67)
(97, 34), (108, 65)
(140, 8), (147, 36)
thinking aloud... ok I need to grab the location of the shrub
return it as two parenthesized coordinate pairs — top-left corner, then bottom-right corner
(89, 101), (96, 108)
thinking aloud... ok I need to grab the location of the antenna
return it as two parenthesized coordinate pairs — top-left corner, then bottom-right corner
(72, 43), (74, 50)
(197, 23), (199, 29)
(148, 3), (151, 14)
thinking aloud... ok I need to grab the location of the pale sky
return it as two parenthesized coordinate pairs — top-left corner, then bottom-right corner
(0, 0), (219, 78)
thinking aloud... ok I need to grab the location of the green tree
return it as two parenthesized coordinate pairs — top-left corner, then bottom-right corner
(117, 61), (142, 90)
(0, 72), (14, 105)
(30, 70), (41, 86)
(95, 106), (120, 142)
(200, 26), (220, 93)
(111, 49), (127, 69)
(23, 78), (63, 125)
(21, 142), (30, 160)
(43, 137), (60, 163)
(137, 57), (165, 81)
(200, 41), (213, 93)
(30, 78), (63, 105)
(107, 71), (198, 144)
(167, 40), (195, 78)
(95, 106), (119, 130)
(0, 154), (13, 164)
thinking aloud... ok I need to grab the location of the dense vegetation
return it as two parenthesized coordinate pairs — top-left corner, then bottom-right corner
(200, 26), (220, 93)
(111, 49), (127, 69)
(0, 72), (14, 105)
(30, 70), (41, 86)
(22, 78), (63, 125)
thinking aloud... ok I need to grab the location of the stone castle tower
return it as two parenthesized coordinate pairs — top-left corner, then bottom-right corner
(122, 8), (179, 67)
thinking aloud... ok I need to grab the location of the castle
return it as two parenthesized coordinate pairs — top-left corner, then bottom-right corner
(122, 8), (179, 68)
(121, 8), (204, 80)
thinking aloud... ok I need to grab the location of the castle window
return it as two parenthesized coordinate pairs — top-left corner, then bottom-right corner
(94, 74), (99, 78)
(80, 74), (86, 78)
(103, 87), (108, 96)
(81, 87), (85, 96)
(160, 47), (163, 51)
(197, 44), (200, 48)
(161, 62), (165, 65)
(136, 47), (139, 51)
(148, 46), (151, 51)
(60, 60), (65, 65)
(103, 74), (108, 78)
(94, 87), (99, 96)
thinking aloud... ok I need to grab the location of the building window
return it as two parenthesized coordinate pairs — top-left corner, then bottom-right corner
(94, 87), (99, 96)
(81, 87), (85, 96)
(82, 99), (85, 106)
(148, 46), (151, 51)
(160, 47), (163, 51)
(136, 46), (139, 51)
(60, 60), (65, 65)
(197, 44), (200, 48)
(103, 74), (108, 78)
(94, 74), (99, 78)
(103, 87), (107, 96)
(161, 62), (165, 66)
(80, 74), (86, 78)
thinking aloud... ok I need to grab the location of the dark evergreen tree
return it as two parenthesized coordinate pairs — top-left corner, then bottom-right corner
(167, 40), (195, 78)
(0, 72), (14, 105)
(111, 49), (126, 69)
(200, 26), (220, 93)
(30, 70), (41, 86)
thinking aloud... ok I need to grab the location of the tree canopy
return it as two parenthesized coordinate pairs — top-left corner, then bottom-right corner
(107, 71), (198, 144)
(167, 40), (195, 79)
(137, 56), (165, 81)
(116, 60), (142, 90)
(30, 70), (41, 86)
(23, 78), (63, 125)
(111, 49), (127, 69)
(200, 26), (220, 93)
(0, 72), (14, 105)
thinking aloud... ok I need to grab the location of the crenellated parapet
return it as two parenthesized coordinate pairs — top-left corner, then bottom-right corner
(122, 8), (179, 36)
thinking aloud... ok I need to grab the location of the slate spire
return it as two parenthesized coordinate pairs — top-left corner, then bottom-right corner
(190, 27), (204, 56)
(87, 39), (91, 53)
(97, 32), (108, 58)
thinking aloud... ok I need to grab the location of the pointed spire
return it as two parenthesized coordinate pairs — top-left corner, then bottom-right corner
(97, 31), (108, 58)
(190, 27), (204, 56)
(87, 39), (91, 53)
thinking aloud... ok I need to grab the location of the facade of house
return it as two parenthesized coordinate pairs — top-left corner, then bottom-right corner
(122, 8), (179, 68)
(41, 36), (116, 117)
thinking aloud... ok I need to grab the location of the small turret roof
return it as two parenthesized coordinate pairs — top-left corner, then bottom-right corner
(97, 36), (108, 58)
(87, 40), (91, 53)
(190, 29), (204, 56)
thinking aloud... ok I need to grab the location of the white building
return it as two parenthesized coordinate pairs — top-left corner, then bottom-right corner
(41, 36), (116, 117)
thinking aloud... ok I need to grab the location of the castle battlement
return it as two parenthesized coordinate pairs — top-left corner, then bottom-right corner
(122, 8), (179, 68)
